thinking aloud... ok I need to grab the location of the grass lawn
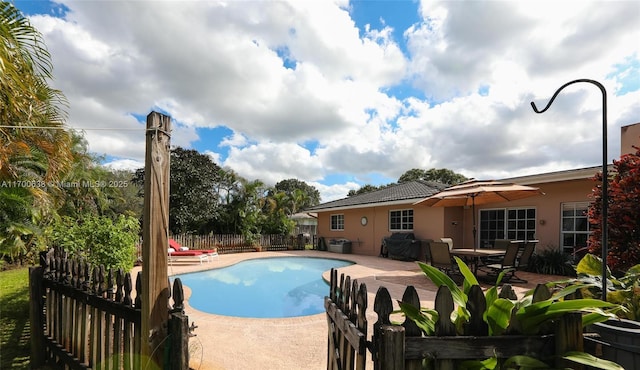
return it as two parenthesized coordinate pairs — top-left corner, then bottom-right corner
(0, 267), (31, 369)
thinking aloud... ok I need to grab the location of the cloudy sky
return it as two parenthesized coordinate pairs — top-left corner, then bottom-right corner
(14, 0), (640, 202)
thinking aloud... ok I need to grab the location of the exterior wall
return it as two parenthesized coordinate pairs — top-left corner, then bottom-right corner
(621, 122), (640, 156)
(316, 204), (447, 257)
(316, 177), (597, 257)
(472, 178), (595, 252)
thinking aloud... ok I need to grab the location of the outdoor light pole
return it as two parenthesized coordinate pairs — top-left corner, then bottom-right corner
(530, 79), (608, 301)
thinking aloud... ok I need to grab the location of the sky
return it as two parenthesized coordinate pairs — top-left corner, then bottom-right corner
(12, 0), (640, 202)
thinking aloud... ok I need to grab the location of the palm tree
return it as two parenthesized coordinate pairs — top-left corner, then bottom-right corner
(0, 2), (72, 259)
(1, 1), (72, 185)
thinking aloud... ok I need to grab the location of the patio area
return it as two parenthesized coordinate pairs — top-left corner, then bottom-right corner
(151, 250), (565, 370)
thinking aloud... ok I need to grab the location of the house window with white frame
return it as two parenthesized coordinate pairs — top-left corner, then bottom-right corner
(330, 214), (344, 231)
(479, 207), (536, 248)
(389, 209), (413, 231)
(561, 202), (590, 254)
(507, 208), (537, 241)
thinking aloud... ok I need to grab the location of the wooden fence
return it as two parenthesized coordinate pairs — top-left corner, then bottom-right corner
(168, 233), (311, 253)
(326, 269), (586, 370)
(325, 269), (368, 370)
(29, 249), (191, 370)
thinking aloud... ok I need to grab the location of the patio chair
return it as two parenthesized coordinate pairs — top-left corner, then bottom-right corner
(439, 237), (455, 250)
(515, 240), (537, 275)
(428, 241), (462, 283)
(482, 242), (522, 283)
(482, 239), (520, 265)
(492, 239), (512, 250)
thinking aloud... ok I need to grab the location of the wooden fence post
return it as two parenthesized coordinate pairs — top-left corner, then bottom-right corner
(29, 266), (45, 367)
(555, 313), (584, 370)
(401, 286), (423, 370)
(434, 286), (456, 370)
(169, 279), (189, 370)
(379, 325), (405, 370)
(142, 111), (172, 368)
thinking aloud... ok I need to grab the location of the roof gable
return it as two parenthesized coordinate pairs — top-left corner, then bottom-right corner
(305, 180), (448, 212)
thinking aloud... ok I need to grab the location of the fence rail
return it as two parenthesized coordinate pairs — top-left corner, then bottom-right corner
(30, 249), (190, 370)
(168, 233), (311, 253)
(326, 269), (586, 370)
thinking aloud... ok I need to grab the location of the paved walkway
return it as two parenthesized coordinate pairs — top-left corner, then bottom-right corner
(154, 250), (564, 370)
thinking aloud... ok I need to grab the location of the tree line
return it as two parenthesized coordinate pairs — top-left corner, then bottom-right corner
(132, 147), (321, 239)
(347, 168), (468, 196)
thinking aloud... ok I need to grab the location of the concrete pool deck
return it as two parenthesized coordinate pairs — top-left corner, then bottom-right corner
(137, 250), (563, 370)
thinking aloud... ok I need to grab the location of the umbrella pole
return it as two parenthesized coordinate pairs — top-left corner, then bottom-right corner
(472, 197), (477, 251)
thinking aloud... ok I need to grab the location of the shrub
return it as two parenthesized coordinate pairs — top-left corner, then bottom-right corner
(527, 248), (576, 276)
(588, 144), (640, 272)
(51, 214), (139, 271)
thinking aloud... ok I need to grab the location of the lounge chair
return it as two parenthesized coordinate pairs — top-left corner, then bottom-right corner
(168, 249), (210, 264)
(168, 238), (218, 264)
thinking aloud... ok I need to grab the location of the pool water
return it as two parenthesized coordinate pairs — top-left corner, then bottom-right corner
(174, 257), (353, 318)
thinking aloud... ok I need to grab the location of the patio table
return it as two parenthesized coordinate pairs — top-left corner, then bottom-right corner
(450, 248), (506, 275)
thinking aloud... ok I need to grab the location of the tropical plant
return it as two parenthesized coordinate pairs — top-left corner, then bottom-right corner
(527, 247), (576, 276)
(0, 1), (75, 264)
(0, 186), (41, 263)
(588, 144), (640, 272)
(398, 258), (623, 369)
(262, 191), (295, 235)
(272, 178), (320, 210)
(50, 214), (140, 271)
(569, 253), (640, 321)
(235, 179), (267, 245)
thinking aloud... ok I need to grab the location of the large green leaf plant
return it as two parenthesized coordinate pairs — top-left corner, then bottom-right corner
(398, 257), (624, 370)
(570, 253), (640, 321)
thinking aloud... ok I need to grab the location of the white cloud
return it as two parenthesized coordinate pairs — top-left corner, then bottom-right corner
(103, 159), (143, 172)
(25, 0), (640, 203)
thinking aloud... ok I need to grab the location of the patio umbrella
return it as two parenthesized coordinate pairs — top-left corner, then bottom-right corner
(414, 180), (545, 250)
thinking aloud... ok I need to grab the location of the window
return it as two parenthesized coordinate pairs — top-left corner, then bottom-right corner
(479, 208), (536, 248)
(479, 209), (506, 247)
(389, 209), (413, 231)
(330, 214), (344, 231)
(507, 208), (537, 241)
(561, 202), (590, 254)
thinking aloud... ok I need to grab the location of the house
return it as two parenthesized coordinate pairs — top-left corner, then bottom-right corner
(290, 211), (317, 237)
(306, 122), (640, 257)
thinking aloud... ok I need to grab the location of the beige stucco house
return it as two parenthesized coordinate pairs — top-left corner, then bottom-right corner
(306, 122), (639, 257)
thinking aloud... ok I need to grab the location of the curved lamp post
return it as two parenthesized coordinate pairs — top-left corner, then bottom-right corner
(530, 79), (608, 301)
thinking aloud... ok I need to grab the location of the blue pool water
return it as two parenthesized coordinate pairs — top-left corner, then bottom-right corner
(174, 257), (353, 318)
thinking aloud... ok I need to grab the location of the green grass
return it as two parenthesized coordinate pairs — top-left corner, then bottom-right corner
(0, 267), (31, 369)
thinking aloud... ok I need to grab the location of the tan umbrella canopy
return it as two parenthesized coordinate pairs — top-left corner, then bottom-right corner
(414, 180), (545, 249)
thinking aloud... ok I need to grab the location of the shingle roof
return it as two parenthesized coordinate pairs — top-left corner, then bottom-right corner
(305, 180), (449, 212)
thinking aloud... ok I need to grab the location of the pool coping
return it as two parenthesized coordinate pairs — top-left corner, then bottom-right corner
(132, 250), (549, 369)
(131, 250), (433, 369)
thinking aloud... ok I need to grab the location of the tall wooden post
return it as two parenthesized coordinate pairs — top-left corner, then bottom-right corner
(142, 111), (171, 368)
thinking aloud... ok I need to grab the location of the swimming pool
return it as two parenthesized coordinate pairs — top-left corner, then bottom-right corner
(174, 257), (353, 318)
